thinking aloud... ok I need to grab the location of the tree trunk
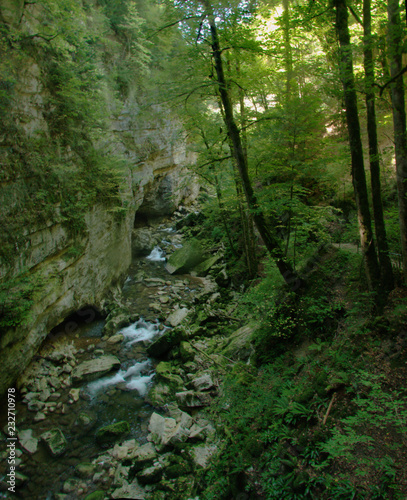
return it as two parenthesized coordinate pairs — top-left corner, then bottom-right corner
(334, 0), (380, 291)
(202, 0), (302, 291)
(363, 0), (394, 290)
(387, 0), (407, 283)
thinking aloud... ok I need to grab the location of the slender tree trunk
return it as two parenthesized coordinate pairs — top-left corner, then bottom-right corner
(282, 0), (294, 100)
(334, 0), (380, 291)
(214, 171), (238, 256)
(363, 0), (394, 290)
(387, 0), (407, 283)
(202, 0), (302, 291)
(237, 69), (258, 277)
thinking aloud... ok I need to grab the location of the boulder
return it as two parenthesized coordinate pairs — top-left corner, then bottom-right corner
(148, 412), (191, 449)
(179, 341), (195, 362)
(148, 413), (177, 447)
(165, 239), (207, 274)
(192, 373), (215, 392)
(103, 313), (131, 336)
(155, 362), (184, 388)
(132, 228), (159, 256)
(146, 329), (183, 358)
(129, 442), (157, 468)
(41, 428), (67, 457)
(107, 334), (124, 344)
(221, 323), (259, 361)
(165, 308), (190, 327)
(72, 355), (121, 383)
(95, 421), (130, 445)
(147, 382), (172, 406)
(191, 254), (222, 277)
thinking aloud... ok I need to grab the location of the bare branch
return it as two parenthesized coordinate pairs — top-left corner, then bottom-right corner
(147, 16), (201, 39)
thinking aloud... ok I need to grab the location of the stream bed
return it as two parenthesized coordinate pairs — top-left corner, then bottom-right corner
(0, 220), (211, 499)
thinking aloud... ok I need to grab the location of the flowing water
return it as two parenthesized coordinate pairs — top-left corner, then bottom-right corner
(0, 222), (202, 499)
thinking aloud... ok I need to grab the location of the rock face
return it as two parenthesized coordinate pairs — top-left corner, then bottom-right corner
(0, 61), (199, 398)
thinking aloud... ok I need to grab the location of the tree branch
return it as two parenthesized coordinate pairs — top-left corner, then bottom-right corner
(376, 64), (407, 96)
(147, 16), (201, 39)
(347, 4), (363, 25)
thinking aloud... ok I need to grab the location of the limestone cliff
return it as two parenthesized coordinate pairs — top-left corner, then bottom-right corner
(0, 1), (199, 396)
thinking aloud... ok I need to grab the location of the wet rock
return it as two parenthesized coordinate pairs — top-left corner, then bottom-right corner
(165, 307), (190, 327)
(103, 312), (131, 337)
(18, 429), (38, 454)
(95, 421), (130, 446)
(41, 428), (68, 457)
(214, 265), (230, 287)
(76, 412), (95, 428)
(165, 239), (207, 274)
(72, 355), (121, 383)
(132, 228), (159, 256)
(23, 392), (40, 403)
(107, 334), (124, 344)
(49, 392), (61, 401)
(146, 329), (183, 358)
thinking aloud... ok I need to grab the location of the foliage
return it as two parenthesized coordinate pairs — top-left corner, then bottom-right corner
(0, 273), (45, 330)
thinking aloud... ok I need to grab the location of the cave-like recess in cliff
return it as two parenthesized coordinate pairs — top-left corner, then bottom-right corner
(47, 306), (103, 343)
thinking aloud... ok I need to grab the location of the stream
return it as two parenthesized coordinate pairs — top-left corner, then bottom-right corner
(0, 220), (207, 499)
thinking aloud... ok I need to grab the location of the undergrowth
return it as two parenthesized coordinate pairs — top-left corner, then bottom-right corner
(197, 248), (407, 499)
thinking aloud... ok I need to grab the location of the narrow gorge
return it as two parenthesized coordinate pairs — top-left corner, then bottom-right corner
(2, 0), (407, 499)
